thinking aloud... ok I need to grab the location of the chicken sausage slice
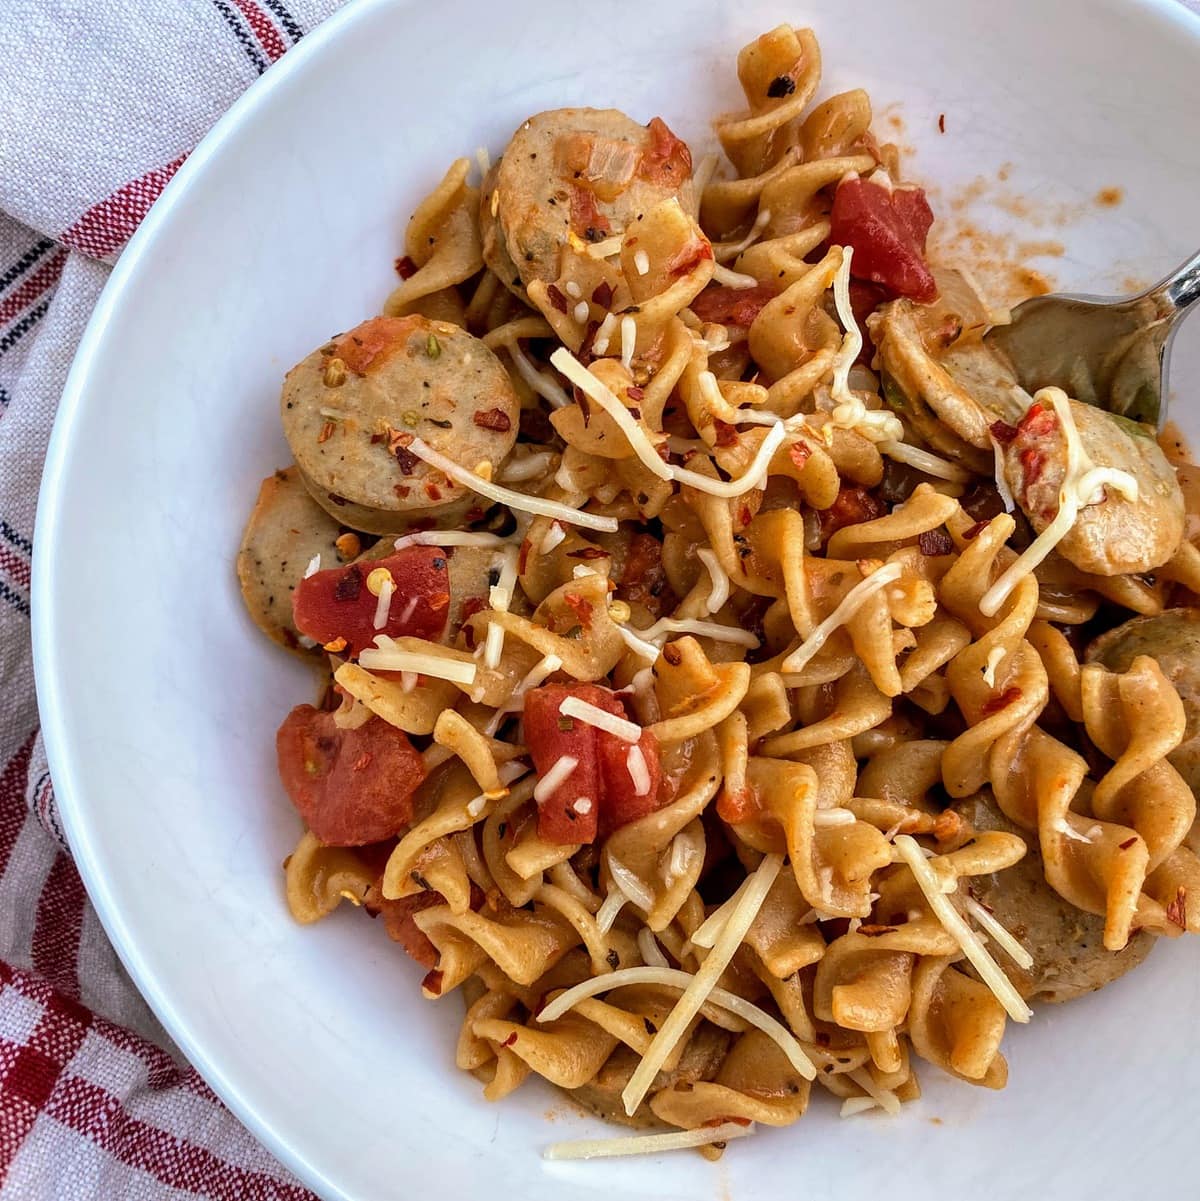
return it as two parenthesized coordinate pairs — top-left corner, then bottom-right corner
(281, 315), (519, 535)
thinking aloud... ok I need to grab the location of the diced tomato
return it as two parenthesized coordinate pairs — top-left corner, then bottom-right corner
(689, 283), (778, 329)
(716, 785), (762, 825)
(830, 178), (937, 303)
(569, 185), (611, 240)
(365, 884), (442, 967)
(332, 315), (416, 375)
(523, 683), (663, 844)
(817, 486), (887, 543)
(276, 705), (426, 845)
(617, 533), (675, 619)
(639, 117), (692, 189)
(292, 547), (450, 656)
(596, 731), (662, 837)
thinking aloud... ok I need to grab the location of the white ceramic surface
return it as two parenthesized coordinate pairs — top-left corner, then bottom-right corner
(32, 1), (1200, 1198)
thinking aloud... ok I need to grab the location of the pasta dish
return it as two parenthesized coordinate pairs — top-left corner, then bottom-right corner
(236, 24), (1200, 1160)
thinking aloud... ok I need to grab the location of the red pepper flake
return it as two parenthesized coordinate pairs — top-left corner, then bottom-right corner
(591, 280), (614, 309)
(989, 419), (1019, 444)
(933, 810), (962, 842)
(713, 419), (738, 448)
(662, 643), (682, 666)
(567, 547), (609, 560)
(424, 482), (442, 501)
(857, 924), (898, 937)
(938, 113), (946, 134)
(546, 283), (569, 313)
(501, 1031), (519, 1048)
(981, 686), (1021, 716)
(787, 441), (811, 471)
(963, 520), (989, 541)
(626, 384), (645, 401)
(393, 484), (411, 499)
(351, 752), (373, 772)
(918, 528), (954, 556)
(517, 537), (532, 576)
(563, 592), (594, 628)
(1118, 836), (1138, 851)
(317, 421), (335, 444)
(421, 968), (444, 995)
(1166, 885), (1188, 929)
(638, 117), (692, 190)
(427, 591), (451, 611)
(394, 255), (418, 279)
(370, 432), (387, 445)
(333, 565), (363, 602)
(1017, 401), (1056, 440)
(472, 408), (512, 433)
(460, 596), (488, 623)
(738, 504), (754, 528)
(716, 785), (761, 824)
(767, 74), (796, 99)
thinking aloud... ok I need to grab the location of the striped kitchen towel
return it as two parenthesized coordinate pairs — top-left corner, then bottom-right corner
(0, 4), (342, 1196)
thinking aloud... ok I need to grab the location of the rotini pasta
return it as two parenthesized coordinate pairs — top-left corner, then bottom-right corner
(240, 22), (1200, 1162)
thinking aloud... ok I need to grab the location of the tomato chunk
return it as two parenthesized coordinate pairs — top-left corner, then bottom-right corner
(639, 117), (692, 189)
(292, 547), (450, 655)
(365, 883), (442, 967)
(689, 283), (778, 329)
(277, 705), (425, 845)
(830, 177), (937, 303)
(817, 485), (887, 543)
(523, 683), (663, 844)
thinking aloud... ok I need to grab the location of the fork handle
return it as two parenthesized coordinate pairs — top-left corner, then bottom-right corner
(1149, 247), (1200, 314)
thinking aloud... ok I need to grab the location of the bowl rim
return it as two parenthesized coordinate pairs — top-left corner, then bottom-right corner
(30, 1), (1200, 1197)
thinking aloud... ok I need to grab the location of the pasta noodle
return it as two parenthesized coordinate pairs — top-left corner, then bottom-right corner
(246, 22), (1200, 1159)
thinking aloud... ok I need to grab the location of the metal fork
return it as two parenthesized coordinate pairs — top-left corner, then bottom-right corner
(984, 249), (1200, 430)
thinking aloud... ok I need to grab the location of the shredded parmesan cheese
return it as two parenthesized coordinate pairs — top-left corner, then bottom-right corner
(696, 547), (730, 613)
(981, 645), (1006, 688)
(813, 808), (857, 827)
(633, 249), (650, 275)
(483, 545), (519, 669)
(893, 835), (1032, 1022)
(559, 695), (642, 743)
(620, 853), (787, 1114)
(712, 263), (759, 289)
(533, 755), (578, 804)
(550, 348), (672, 481)
(474, 145), (490, 177)
(670, 419), (787, 498)
(620, 315), (637, 371)
(847, 1068), (901, 1116)
(878, 440), (972, 482)
(303, 553), (321, 579)
(595, 888), (627, 933)
(405, 437), (618, 532)
(357, 637), (478, 684)
(616, 623), (662, 662)
(979, 388), (1139, 617)
(544, 1121), (755, 1161)
(989, 433), (1016, 513)
(840, 1096), (881, 1118)
(635, 616), (759, 649)
(1051, 815), (1093, 844)
(371, 574), (394, 630)
(782, 562), (904, 673)
(963, 896), (1035, 968)
(591, 312), (618, 356)
(637, 927), (669, 968)
(506, 340), (570, 409)
(516, 653), (563, 696)
(585, 235), (624, 259)
(626, 744), (651, 796)
(538, 967), (814, 1095)
(716, 208), (772, 262)
(540, 522), (567, 553)
(606, 855), (655, 911)
(393, 530), (513, 550)
(690, 876), (751, 949)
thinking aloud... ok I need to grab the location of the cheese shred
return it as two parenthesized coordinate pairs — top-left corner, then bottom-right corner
(544, 1121), (755, 1160)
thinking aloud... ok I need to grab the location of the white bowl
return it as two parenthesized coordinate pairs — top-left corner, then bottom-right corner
(33, 1), (1200, 1198)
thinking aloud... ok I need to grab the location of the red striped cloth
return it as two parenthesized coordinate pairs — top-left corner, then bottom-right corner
(0, 4), (342, 1195)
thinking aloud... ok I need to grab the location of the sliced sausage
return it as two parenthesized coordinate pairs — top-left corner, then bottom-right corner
(995, 396), (1183, 576)
(237, 465), (351, 652)
(487, 108), (695, 297)
(953, 791), (1154, 1003)
(281, 315), (519, 535)
(1087, 609), (1200, 795)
